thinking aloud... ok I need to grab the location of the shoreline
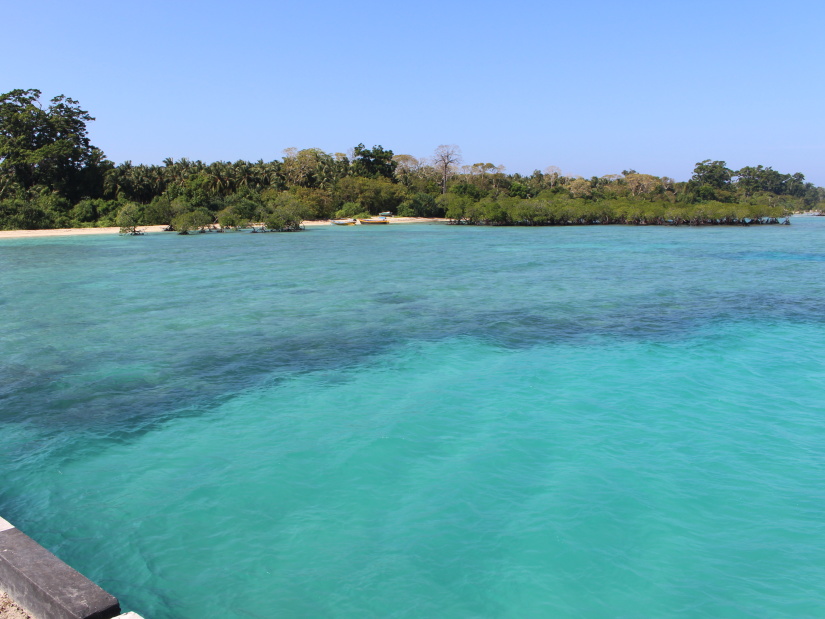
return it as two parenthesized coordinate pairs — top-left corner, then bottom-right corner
(0, 225), (166, 239)
(2, 213), (812, 240)
(0, 218), (448, 240)
(304, 217), (446, 227)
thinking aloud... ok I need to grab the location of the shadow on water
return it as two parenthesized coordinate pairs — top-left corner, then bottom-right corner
(3, 290), (824, 441)
(1, 223), (824, 452)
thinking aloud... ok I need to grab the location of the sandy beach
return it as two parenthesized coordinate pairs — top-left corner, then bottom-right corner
(0, 218), (447, 239)
(0, 225), (169, 239)
(0, 593), (30, 619)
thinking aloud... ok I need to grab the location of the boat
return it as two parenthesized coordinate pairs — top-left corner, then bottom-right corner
(358, 217), (389, 225)
(331, 219), (357, 226)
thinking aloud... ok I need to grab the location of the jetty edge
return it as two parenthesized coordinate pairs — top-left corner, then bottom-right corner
(0, 516), (144, 619)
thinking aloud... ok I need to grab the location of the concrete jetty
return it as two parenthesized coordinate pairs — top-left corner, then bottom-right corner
(0, 517), (143, 619)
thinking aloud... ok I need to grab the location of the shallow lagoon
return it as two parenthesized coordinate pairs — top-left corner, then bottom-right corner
(2, 220), (825, 618)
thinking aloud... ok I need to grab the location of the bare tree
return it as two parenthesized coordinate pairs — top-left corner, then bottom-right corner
(434, 145), (462, 194)
(625, 173), (661, 196)
(392, 154), (421, 175)
(544, 165), (562, 188)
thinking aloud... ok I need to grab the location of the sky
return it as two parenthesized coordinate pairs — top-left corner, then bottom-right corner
(4, 0), (824, 184)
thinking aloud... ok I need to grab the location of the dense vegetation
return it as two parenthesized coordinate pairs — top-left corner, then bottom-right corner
(1, 89), (823, 232)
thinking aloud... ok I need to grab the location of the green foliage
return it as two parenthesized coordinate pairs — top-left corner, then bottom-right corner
(0, 90), (818, 232)
(691, 160), (732, 190)
(0, 197), (51, 230)
(351, 144), (397, 180)
(288, 186), (334, 219)
(397, 192), (441, 217)
(694, 184), (718, 201)
(335, 202), (364, 218)
(116, 202), (144, 234)
(71, 198), (119, 225)
(172, 208), (213, 234)
(261, 193), (310, 231)
(217, 195), (259, 229)
(0, 89), (105, 202)
(280, 148), (337, 188)
(334, 176), (408, 215)
(28, 191), (72, 228)
(216, 208), (243, 229)
(507, 181), (529, 199)
(436, 193), (791, 227)
(70, 200), (97, 224)
(449, 181), (487, 201)
(440, 194), (475, 223)
(142, 195), (174, 225)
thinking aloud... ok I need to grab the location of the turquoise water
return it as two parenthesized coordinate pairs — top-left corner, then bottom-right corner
(1, 220), (825, 618)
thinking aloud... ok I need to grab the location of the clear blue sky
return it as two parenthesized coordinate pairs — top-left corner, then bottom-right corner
(5, 0), (824, 184)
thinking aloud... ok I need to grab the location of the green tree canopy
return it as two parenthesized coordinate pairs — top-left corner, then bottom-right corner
(0, 89), (104, 201)
(691, 160), (732, 189)
(351, 144), (397, 180)
(334, 176), (408, 214)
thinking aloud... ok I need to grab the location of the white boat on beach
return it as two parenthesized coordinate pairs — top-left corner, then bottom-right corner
(331, 219), (357, 226)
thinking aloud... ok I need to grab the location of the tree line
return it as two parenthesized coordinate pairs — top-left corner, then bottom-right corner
(1, 89), (823, 232)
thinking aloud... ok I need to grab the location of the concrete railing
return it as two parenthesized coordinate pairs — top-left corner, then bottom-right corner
(0, 516), (143, 619)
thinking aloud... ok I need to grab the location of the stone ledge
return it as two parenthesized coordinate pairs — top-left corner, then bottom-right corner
(0, 517), (121, 619)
